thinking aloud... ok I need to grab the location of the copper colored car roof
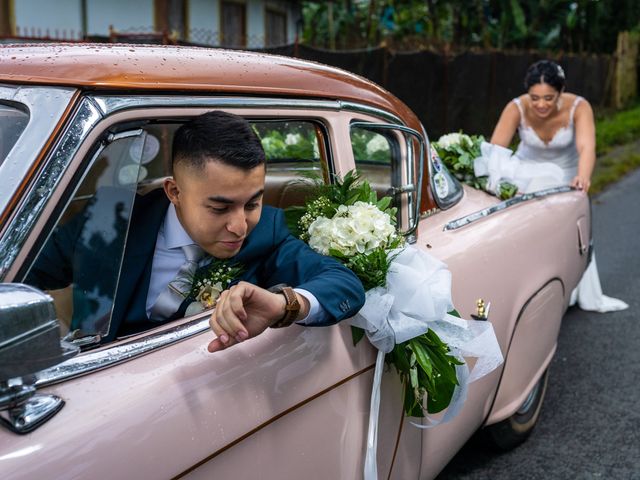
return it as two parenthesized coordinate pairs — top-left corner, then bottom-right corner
(0, 43), (418, 124)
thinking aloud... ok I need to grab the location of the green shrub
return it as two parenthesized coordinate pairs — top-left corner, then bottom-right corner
(595, 104), (640, 155)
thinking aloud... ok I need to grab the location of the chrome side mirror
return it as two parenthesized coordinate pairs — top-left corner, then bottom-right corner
(0, 283), (78, 434)
(428, 145), (464, 210)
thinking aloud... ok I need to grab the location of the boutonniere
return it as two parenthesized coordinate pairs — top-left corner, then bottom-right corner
(183, 259), (244, 316)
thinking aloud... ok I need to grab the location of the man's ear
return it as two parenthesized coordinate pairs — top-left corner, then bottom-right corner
(163, 177), (180, 205)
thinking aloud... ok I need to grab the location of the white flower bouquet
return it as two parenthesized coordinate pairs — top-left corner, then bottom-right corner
(434, 132), (518, 200)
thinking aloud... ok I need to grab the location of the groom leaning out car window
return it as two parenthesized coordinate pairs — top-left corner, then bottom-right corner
(25, 111), (366, 350)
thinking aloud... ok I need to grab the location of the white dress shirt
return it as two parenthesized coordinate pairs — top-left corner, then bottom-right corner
(146, 204), (326, 324)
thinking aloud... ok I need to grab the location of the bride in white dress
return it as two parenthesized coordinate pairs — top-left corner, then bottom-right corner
(488, 60), (628, 313)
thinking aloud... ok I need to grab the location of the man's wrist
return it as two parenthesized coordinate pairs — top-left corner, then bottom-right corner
(269, 284), (301, 328)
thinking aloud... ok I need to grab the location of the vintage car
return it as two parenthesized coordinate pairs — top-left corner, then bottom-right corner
(0, 44), (590, 479)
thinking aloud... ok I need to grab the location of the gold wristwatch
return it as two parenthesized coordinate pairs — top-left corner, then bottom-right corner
(268, 284), (301, 328)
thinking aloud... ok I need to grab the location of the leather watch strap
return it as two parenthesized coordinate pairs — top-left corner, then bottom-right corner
(269, 284), (300, 328)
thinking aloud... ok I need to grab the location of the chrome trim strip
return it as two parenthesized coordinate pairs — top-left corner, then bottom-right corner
(339, 101), (403, 125)
(92, 96), (343, 115)
(90, 96), (404, 129)
(0, 98), (103, 279)
(443, 186), (574, 231)
(0, 85), (76, 219)
(35, 317), (210, 387)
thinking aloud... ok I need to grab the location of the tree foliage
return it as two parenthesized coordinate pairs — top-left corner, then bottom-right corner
(302, 0), (640, 53)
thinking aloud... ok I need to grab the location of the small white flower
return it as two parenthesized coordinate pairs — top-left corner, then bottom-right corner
(436, 132), (472, 150)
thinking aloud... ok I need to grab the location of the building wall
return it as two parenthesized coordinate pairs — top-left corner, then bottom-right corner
(87, 0), (154, 36)
(188, 0), (299, 48)
(249, 0), (300, 47)
(14, 0), (82, 39)
(188, 0), (220, 44)
(7, 0), (299, 45)
(247, 0), (263, 45)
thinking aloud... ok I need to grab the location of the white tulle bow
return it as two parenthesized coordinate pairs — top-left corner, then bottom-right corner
(473, 141), (565, 194)
(349, 247), (504, 480)
(349, 247), (454, 353)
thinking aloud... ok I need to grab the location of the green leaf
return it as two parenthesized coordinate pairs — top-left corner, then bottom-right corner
(498, 182), (518, 200)
(426, 374), (457, 413)
(403, 381), (424, 418)
(387, 344), (411, 373)
(409, 339), (434, 379)
(351, 326), (365, 346)
(510, 0), (527, 36)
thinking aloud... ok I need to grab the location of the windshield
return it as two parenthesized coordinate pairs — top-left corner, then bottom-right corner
(0, 103), (29, 167)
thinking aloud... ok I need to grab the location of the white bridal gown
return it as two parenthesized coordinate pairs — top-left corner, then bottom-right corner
(476, 96), (628, 313)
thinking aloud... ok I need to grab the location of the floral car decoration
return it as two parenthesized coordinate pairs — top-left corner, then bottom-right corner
(434, 132), (518, 200)
(285, 171), (504, 478)
(286, 171), (463, 416)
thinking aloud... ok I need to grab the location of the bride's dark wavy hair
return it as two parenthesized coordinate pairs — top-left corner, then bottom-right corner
(524, 60), (566, 92)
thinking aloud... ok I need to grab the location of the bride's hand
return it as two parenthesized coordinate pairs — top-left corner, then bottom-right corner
(571, 175), (591, 192)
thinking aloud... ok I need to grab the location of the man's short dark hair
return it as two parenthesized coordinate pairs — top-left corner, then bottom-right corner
(172, 111), (265, 171)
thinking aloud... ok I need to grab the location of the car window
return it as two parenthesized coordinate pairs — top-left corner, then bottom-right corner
(22, 116), (329, 346)
(350, 126), (395, 200)
(23, 131), (147, 343)
(0, 102), (29, 167)
(253, 120), (327, 209)
(134, 119), (328, 209)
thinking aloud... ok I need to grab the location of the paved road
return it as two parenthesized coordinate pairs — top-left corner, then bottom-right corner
(437, 168), (640, 480)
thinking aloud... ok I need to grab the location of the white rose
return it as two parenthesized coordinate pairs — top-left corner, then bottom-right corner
(307, 202), (396, 257)
(308, 217), (334, 255)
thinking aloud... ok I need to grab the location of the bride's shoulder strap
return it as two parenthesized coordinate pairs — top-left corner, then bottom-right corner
(570, 96), (584, 123)
(511, 98), (526, 127)
(511, 97), (525, 119)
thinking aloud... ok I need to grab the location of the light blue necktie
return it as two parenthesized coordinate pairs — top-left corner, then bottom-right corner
(150, 244), (205, 320)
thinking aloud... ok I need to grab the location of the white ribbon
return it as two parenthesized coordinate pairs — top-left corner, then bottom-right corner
(349, 247), (504, 480)
(473, 141), (565, 194)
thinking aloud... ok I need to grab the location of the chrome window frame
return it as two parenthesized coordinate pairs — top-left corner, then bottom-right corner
(0, 85), (76, 225)
(349, 121), (423, 238)
(2, 93), (410, 387)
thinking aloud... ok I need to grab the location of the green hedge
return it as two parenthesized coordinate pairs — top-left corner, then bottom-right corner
(596, 104), (640, 155)
(592, 103), (640, 194)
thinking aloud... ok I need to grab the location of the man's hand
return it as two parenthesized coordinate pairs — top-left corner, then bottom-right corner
(207, 281), (308, 353)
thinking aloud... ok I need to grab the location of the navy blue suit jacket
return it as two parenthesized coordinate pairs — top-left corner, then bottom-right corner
(28, 188), (365, 342)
